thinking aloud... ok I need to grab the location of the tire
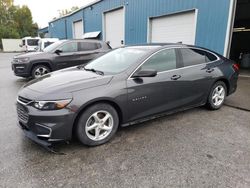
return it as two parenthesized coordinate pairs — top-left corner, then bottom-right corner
(76, 103), (119, 146)
(206, 81), (227, 110)
(31, 65), (50, 79)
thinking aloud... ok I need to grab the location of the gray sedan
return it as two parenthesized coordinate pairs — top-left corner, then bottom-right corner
(16, 44), (239, 148)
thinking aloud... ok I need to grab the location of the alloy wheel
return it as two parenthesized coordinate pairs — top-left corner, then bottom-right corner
(34, 67), (49, 78)
(85, 111), (114, 141)
(212, 85), (225, 106)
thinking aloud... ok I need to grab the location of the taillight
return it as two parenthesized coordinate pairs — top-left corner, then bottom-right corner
(232, 63), (240, 72)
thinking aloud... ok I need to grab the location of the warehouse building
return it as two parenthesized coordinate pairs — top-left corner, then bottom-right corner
(39, 0), (250, 65)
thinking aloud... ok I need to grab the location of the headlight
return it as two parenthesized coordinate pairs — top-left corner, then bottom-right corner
(32, 99), (72, 110)
(15, 57), (30, 63)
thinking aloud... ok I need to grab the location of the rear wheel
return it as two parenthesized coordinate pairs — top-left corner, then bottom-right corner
(31, 65), (50, 79)
(76, 103), (119, 146)
(206, 81), (227, 110)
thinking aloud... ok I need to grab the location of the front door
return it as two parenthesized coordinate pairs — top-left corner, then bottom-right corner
(126, 48), (185, 122)
(54, 41), (80, 69)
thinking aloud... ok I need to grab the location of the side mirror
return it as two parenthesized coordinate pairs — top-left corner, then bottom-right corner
(54, 49), (62, 55)
(132, 69), (157, 78)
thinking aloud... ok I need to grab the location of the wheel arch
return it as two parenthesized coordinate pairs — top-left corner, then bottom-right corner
(30, 61), (53, 74)
(213, 77), (230, 95)
(71, 99), (124, 138)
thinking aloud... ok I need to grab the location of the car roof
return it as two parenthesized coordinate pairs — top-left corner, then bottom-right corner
(64, 39), (105, 43)
(124, 43), (194, 49)
(123, 43), (218, 55)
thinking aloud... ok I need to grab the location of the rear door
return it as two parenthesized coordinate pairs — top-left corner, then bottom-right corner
(126, 48), (186, 122)
(76, 41), (103, 66)
(176, 48), (219, 106)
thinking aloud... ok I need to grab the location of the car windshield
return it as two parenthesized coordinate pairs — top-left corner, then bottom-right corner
(84, 47), (156, 75)
(43, 40), (66, 53)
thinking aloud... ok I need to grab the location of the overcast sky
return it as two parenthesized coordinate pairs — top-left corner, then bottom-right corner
(14, 0), (96, 28)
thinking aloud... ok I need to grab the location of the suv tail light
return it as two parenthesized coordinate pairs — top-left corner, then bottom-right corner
(232, 63), (240, 72)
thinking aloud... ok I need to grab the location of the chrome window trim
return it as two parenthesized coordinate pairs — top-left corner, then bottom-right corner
(127, 46), (220, 80)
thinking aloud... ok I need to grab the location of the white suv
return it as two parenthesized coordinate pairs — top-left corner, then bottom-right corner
(20, 37), (40, 52)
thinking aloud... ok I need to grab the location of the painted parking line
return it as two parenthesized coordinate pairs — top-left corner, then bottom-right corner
(239, 74), (250, 78)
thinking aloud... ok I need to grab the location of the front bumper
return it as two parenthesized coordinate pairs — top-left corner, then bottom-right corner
(11, 62), (30, 77)
(17, 101), (75, 146)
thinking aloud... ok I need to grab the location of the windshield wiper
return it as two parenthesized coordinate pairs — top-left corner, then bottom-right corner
(84, 67), (104, 76)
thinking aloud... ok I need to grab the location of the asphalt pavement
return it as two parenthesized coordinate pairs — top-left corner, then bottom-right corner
(0, 53), (250, 188)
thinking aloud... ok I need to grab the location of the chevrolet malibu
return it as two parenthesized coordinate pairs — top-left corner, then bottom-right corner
(16, 44), (239, 147)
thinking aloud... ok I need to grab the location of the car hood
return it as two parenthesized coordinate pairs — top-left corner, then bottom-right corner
(14, 52), (48, 59)
(20, 67), (113, 99)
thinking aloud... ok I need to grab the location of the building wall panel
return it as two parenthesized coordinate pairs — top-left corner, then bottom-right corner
(48, 0), (231, 55)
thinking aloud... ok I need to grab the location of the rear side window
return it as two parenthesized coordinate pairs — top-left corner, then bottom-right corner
(78, 42), (101, 51)
(180, 48), (218, 67)
(205, 51), (218, 61)
(141, 49), (177, 72)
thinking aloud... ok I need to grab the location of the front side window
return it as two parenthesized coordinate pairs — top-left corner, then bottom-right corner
(180, 48), (218, 67)
(43, 40), (66, 53)
(140, 49), (177, 72)
(59, 42), (78, 53)
(27, 39), (39, 46)
(44, 42), (54, 48)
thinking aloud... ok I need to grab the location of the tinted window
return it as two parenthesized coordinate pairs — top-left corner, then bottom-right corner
(78, 42), (101, 51)
(205, 51), (218, 61)
(59, 42), (78, 53)
(44, 42), (54, 48)
(27, 39), (39, 46)
(43, 40), (66, 53)
(140, 49), (177, 72)
(180, 48), (218, 67)
(22, 40), (25, 45)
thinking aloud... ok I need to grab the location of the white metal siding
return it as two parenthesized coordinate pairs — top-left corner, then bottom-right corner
(149, 11), (196, 45)
(1, 39), (22, 52)
(73, 20), (84, 39)
(104, 8), (124, 48)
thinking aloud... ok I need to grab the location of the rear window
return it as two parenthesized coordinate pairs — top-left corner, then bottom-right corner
(78, 42), (101, 51)
(180, 48), (218, 67)
(27, 39), (39, 46)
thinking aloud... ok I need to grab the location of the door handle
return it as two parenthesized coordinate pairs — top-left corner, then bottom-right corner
(171, 75), (181, 80)
(206, 68), (214, 73)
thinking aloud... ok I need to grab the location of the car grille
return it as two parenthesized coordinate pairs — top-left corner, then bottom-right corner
(18, 96), (33, 105)
(17, 104), (29, 123)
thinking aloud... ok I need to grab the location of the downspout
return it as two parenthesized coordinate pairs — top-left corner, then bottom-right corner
(224, 0), (237, 57)
(65, 19), (68, 39)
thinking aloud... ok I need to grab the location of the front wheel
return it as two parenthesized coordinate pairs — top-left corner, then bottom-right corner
(206, 81), (227, 110)
(31, 65), (50, 79)
(76, 103), (119, 146)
